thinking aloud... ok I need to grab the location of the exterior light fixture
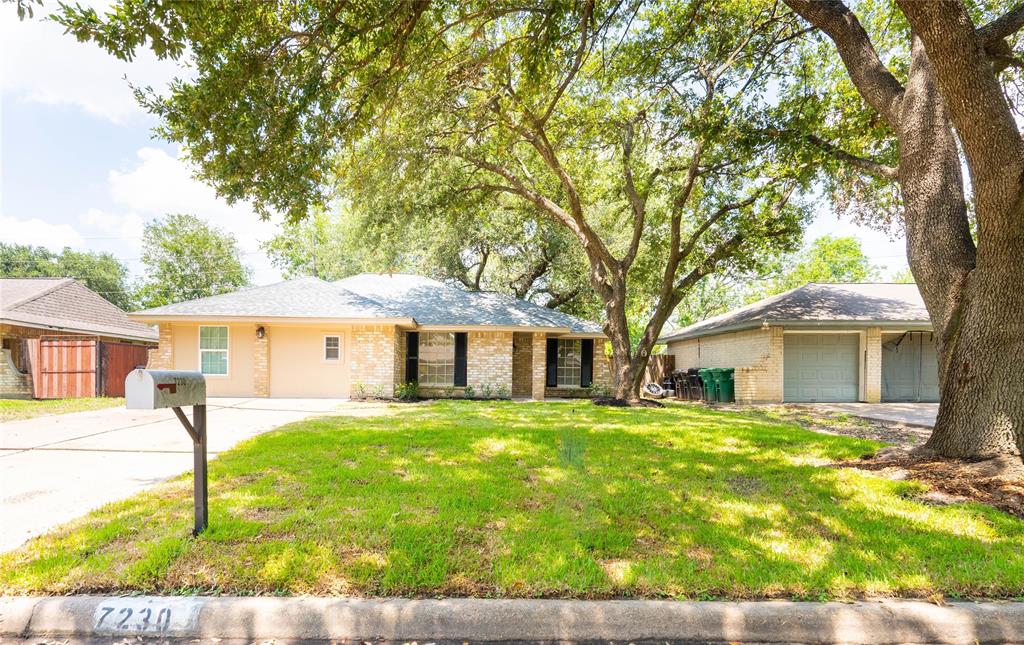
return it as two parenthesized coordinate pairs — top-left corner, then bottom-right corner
(256, 326), (265, 339)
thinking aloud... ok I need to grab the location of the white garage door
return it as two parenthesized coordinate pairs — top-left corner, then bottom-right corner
(783, 333), (859, 402)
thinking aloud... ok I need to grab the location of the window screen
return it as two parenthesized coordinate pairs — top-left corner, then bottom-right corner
(324, 335), (341, 361)
(418, 332), (455, 386)
(557, 339), (582, 387)
(199, 326), (228, 375)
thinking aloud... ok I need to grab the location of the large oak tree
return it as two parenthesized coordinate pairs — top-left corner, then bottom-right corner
(56, 0), (817, 400)
(783, 0), (1024, 458)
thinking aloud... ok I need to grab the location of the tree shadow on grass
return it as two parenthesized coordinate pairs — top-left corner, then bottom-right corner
(2, 401), (1022, 598)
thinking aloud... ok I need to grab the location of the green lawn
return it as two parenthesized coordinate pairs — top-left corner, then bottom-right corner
(0, 397), (123, 422)
(2, 401), (1022, 599)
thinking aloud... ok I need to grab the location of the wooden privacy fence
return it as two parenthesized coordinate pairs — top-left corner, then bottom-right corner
(644, 354), (675, 385)
(26, 336), (150, 399)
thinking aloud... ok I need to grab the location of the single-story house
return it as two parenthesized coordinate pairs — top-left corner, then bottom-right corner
(131, 273), (610, 399)
(658, 283), (938, 404)
(1, 278), (158, 399)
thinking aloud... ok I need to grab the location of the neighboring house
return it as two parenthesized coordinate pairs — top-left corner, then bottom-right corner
(1, 278), (158, 399)
(658, 283), (938, 404)
(131, 273), (610, 399)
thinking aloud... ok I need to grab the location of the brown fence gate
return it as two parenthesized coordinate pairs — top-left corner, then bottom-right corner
(26, 336), (150, 399)
(99, 341), (150, 397)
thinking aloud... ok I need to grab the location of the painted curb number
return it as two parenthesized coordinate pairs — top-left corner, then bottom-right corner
(92, 598), (200, 635)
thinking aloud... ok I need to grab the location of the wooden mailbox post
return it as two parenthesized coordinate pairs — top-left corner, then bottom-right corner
(125, 369), (209, 535)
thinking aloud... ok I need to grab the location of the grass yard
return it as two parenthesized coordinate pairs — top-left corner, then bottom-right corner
(0, 397), (123, 422)
(2, 401), (1022, 599)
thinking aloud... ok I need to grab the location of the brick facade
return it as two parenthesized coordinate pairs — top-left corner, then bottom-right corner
(531, 332), (547, 400)
(863, 326), (882, 403)
(253, 327), (270, 397)
(148, 324), (174, 369)
(511, 332), (534, 397)
(0, 349), (31, 398)
(350, 325), (398, 398)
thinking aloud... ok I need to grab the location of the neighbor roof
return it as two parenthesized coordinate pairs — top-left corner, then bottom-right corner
(658, 283), (931, 343)
(132, 273), (605, 335)
(1, 278), (158, 342)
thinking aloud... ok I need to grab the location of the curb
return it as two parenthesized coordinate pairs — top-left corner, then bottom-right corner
(2, 596), (1024, 643)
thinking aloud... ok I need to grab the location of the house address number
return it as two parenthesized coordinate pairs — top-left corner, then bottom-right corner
(92, 598), (200, 635)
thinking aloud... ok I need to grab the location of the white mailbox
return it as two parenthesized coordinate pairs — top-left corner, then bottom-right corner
(124, 368), (210, 535)
(125, 369), (206, 410)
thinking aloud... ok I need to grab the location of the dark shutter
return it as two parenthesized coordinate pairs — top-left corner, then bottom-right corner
(546, 338), (558, 387)
(454, 332), (468, 386)
(405, 332), (419, 383)
(580, 338), (594, 387)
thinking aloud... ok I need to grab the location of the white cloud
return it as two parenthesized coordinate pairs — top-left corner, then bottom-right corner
(0, 4), (182, 123)
(79, 208), (144, 242)
(2, 214), (85, 250)
(106, 147), (282, 260)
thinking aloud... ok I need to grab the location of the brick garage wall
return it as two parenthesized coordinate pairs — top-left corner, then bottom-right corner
(863, 326), (882, 403)
(666, 327), (783, 403)
(148, 324), (174, 369)
(393, 328), (407, 389)
(350, 325), (398, 398)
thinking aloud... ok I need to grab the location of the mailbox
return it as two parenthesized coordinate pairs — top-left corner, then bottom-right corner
(126, 369), (206, 410)
(125, 368), (209, 535)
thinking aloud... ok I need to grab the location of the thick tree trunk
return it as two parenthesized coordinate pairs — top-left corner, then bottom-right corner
(898, 36), (1024, 458)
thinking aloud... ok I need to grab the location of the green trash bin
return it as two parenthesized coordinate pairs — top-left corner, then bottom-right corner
(718, 368), (736, 403)
(698, 368), (717, 402)
(708, 368), (726, 403)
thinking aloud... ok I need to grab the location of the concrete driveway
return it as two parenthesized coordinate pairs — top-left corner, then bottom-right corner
(0, 398), (382, 552)
(809, 402), (939, 427)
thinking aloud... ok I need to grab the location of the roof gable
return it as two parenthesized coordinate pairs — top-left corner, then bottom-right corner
(659, 283), (930, 343)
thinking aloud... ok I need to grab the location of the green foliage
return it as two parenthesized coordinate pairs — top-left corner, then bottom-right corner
(53, 0), (819, 379)
(3, 402), (1021, 598)
(395, 381), (420, 401)
(767, 235), (881, 294)
(136, 214), (252, 308)
(0, 243), (136, 310)
(462, 385), (476, 400)
(891, 267), (916, 284)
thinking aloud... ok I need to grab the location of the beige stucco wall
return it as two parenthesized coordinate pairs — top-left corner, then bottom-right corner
(268, 325), (351, 398)
(170, 323), (256, 397)
(666, 327), (783, 403)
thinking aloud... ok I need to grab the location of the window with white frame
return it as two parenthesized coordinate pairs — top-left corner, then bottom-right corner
(324, 335), (341, 361)
(418, 332), (455, 386)
(199, 326), (228, 375)
(557, 338), (582, 387)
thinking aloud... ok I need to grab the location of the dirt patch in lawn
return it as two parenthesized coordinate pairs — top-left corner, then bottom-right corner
(745, 404), (931, 448)
(838, 447), (1024, 519)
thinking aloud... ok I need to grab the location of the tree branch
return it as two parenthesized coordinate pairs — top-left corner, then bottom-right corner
(977, 2), (1024, 46)
(784, 0), (905, 126)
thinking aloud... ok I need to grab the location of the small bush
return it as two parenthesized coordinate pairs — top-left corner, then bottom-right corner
(495, 384), (510, 399)
(352, 381), (367, 400)
(463, 385), (476, 399)
(395, 381), (420, 401)
(441, 385), (455, 399)
(585, 382), (612, 398)
(480, 383), (494, 399)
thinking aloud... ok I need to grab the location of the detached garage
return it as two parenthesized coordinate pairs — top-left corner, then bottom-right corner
(783, 333), (860, 403)
(659, 283), (936, 404)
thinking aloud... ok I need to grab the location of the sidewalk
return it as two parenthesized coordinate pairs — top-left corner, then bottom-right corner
(3, 595), (1023, 643)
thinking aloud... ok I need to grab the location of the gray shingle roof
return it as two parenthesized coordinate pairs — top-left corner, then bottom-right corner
(1, 278), (158, 342)
(659, 283), (931, 343)
(132, 276), (408, 320)
(333, 274), (603, 334)
(132, 273), (605, 335)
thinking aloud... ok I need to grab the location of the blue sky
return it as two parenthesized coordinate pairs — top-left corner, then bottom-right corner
(0, 3), (909, 290)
